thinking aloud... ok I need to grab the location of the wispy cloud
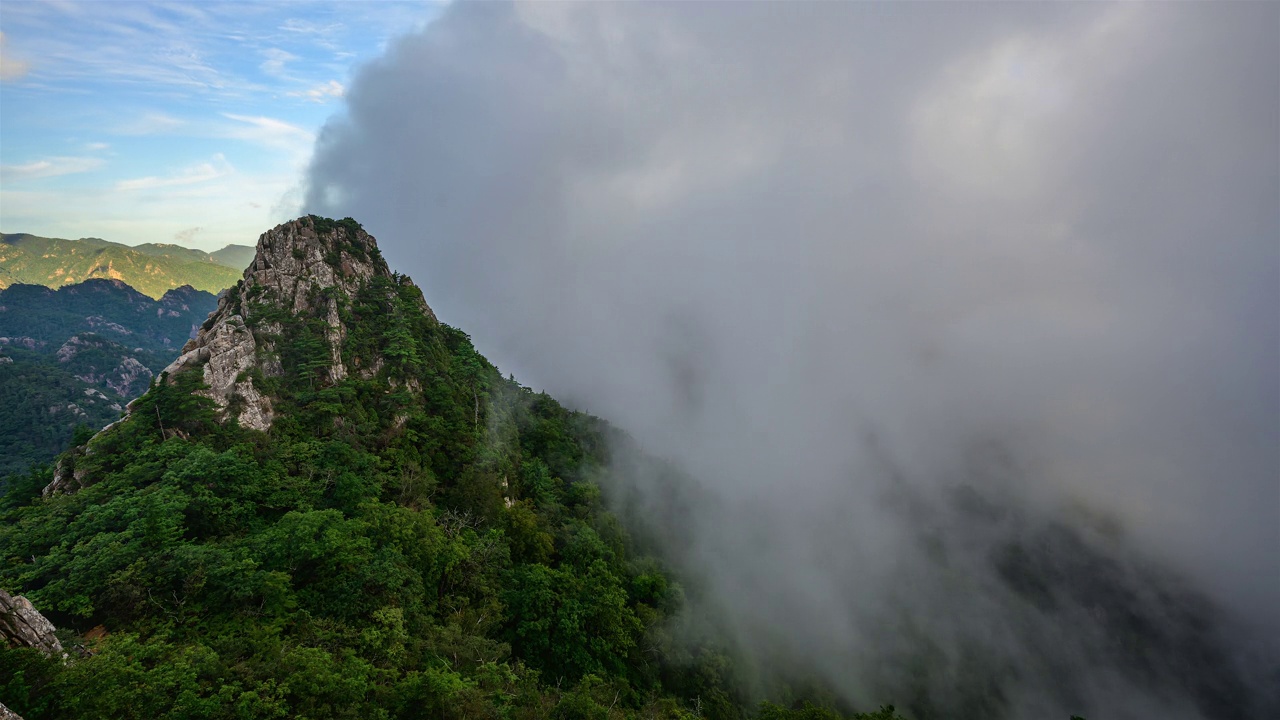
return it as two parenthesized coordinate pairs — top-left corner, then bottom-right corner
(0, 1), (446, 248)
(289, 79), (344, 102)
(259, 47), (298, 78)
(115, 154), (232, 191)
(280, 18), (344, 36)
(0, 31), (31, 81)
(0, 155), (102, 180)
(0, 3), (241, 96)
(173, 226), (202, 244)
(116, 112), (186, 135)
(221, 113), (314, 155)
(278, 17), (345, 51)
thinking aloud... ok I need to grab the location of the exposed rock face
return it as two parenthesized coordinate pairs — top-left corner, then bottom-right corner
(198, 315), (273, 431)
(0, 587), (62, 656)
(104, 356), (153, 397)
(85, 315), (132, 335)
(247, 218), (390, 314)
(44, 447), (93, 497)
(0, 700), (24, 720)
(0, 336), (43, 350)
(43, 216), (425, 497)
(158, 216), (411, 431)
(57, 334), (155, 397)
(55, 336), (85, 362)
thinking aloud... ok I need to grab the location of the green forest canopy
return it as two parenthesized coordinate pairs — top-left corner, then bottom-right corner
(0, 251), (911, 719)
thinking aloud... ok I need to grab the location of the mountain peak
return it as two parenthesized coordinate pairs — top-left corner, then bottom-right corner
(42, 216), (438, 496)
(243, 215), (390, 312)
(150, 216), (424, 434)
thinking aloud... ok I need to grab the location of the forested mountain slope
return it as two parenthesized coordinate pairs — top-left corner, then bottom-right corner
(0, 280), (218, 477)
(208, 244), (257, 271)
(0, 233), (251, 299)
(0, 217), (904, 720)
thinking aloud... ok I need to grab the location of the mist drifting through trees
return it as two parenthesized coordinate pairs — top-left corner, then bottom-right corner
(305, 3), (1278, 718)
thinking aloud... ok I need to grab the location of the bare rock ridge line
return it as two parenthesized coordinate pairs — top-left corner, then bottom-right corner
(43, 216), (432, 497)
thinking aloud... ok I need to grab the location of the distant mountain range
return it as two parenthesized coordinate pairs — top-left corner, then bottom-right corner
(0, 278), (219, 477)
(0, 233), (253, 299)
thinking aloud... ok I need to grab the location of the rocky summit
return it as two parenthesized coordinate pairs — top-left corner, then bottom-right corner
(160, 216), (427, 432)
(39, 215), (447, 498)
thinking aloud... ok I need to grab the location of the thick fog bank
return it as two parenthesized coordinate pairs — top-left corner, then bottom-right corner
(305, 2), (1279, 717)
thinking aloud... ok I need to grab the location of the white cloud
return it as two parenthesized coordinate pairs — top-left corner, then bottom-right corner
(278, 17), (345, 52)
(289, 78), (344, 102)
(259, 47), (298, 78)
(115, 154), (232, 191)
(116, 112), (186, 135)
(279, 17), (344, 36)
(0, 2), (447, 251)
(0, 155), (102, 180)
(220, 113), (314, 159)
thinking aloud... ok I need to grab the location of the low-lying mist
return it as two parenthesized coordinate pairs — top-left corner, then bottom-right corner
(304, 3), (1279, 717)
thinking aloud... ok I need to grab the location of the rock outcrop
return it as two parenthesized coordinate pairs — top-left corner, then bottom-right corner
(43, 447), (92, 497)
(0, 587), (62, 656)
(194, 314), (273, 431)
(157, 216), (408, 432)
(103, 356), (152, 397)
(0, 336), (43, 350)
(42, 216), (425, 497)
(58, 335), (155, 397)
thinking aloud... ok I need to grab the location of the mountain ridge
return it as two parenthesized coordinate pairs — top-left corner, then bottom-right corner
(0, 278), (219, 478)
(0, 233), (254, 299)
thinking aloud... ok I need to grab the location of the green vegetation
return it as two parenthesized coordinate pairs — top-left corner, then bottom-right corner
(0, 345), (126, 478)
(0, 244), (908, 719)
(0, 279), (218, 477)
(308, 214), (364, 237)
(0, 233), (248, 299)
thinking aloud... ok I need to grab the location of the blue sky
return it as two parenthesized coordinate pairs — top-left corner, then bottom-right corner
(0, 0), (442, 251)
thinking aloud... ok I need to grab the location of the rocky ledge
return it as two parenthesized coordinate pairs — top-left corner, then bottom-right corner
(0, 587), (62, 656)
(1, 589), (63, 719)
